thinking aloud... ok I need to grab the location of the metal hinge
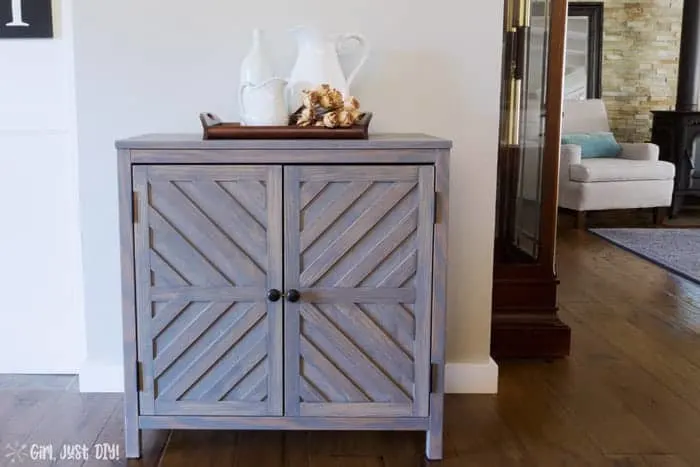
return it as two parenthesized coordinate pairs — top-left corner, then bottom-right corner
(132, 192), (139, 224)
(430, 363), (440, 393)
(136, 361), (144, 391)
(434, 192), (440, 225)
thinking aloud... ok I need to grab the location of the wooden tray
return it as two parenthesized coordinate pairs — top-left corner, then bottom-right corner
(199, 112), (372, 140)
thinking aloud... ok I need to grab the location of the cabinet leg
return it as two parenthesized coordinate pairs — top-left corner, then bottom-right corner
(125, 424), (142, 459)
(124, 400), (142, 458)
(425, 393), (444, 461)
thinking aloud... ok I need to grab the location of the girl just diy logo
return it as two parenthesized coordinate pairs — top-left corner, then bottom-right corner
(0, 0), (53, 39)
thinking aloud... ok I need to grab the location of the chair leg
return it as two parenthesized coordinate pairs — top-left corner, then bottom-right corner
(652, 207), (667, 226)
(575, 211), (586, 230)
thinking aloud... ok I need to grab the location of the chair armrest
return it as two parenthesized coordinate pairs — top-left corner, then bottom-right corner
(618, 143), (660, 161)
(561, 144), (582, 165)
(559, 144), (581, 183)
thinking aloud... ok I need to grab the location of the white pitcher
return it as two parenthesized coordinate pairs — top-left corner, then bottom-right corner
(240, 77), (289, 126)
(286, 26), (370, 113)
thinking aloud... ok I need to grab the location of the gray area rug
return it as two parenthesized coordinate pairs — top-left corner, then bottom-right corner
(589, 228), (700, 285)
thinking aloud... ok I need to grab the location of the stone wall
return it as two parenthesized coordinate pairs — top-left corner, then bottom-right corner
(576, 0), (683, 142)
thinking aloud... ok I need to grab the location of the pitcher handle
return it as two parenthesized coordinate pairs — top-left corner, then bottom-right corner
(336, 33), (370, 89)
(239, 82), (250, 125)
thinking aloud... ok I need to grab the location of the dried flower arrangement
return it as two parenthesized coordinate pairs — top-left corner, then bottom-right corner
(291, 84), (363, 128)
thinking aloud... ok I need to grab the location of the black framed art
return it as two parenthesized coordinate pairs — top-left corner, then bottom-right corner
(0, 0), (53, 39)
(565, 2), (603, 99)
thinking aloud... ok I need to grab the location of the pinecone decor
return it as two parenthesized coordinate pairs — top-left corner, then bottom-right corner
(291, 84), (363, 128)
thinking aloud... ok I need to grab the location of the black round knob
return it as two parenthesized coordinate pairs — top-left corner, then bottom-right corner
(286, 289), (301, 303)
(267, 289), (282, 302)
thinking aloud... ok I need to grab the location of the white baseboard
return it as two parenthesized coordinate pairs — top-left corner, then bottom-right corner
(79, 360), (124, 393)
(445, 358), (499, 394)
(78, 358), (500, 394)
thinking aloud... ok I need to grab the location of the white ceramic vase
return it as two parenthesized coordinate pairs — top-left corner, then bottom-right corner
(240, 28), (275, 85)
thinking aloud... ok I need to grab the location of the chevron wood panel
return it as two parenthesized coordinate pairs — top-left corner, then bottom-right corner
(284, 166), (435, 418)
(133, 165), (283, 417)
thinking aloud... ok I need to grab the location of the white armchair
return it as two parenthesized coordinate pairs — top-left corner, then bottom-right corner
(559, 99), (676, 228)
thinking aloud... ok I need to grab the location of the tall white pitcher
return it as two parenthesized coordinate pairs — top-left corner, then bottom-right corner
(286, 26), (370, 113)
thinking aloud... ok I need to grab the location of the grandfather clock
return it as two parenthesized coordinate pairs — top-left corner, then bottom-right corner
(492, 0), (571, 358)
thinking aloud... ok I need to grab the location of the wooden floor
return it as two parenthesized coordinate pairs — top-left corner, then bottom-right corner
(1, 229), (700, 466)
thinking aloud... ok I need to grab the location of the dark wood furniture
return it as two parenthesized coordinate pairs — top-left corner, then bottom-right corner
(568, 2), (604, 99)
(115, 134), (451, 461)
(651, 110), (700, 216)
(650, 0), (700, 216)
(493, 0), (571, 358)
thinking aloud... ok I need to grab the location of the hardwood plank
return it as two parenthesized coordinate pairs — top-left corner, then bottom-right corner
(84, 402), (169, 467)
(283, 432), (310, 467)
(308, 456), (383, 467)
(159, 430), (238, 467)
(0, 390), (65, 445)
(442, 395), (533, 466)
(533, 336), (668, 456)
(562, 308), (700, 463)
(31, 393), (117, 464)
(641, 455), (692, 467)
(604, 455), (651, 467)
(496, 361), (610, 466)
(233, 431), (284, 467)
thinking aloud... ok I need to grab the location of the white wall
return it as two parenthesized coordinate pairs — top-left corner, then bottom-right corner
(0, 0), (85, 373)
(73, 0), (503, 392)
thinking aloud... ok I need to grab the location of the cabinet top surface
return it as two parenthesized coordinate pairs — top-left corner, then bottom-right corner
(115, 133), (452, 150)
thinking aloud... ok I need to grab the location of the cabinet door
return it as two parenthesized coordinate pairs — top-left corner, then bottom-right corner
(284, 166), (435, 417)
(133, 165), (283, 416)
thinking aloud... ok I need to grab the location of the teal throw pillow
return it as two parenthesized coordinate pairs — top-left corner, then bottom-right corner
(561, 132), (622, 158)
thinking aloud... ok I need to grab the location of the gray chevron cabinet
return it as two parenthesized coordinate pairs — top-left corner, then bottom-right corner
(115, 134), (451, 460)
